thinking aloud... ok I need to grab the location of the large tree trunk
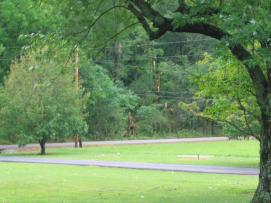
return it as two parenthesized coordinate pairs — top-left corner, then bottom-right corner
(39, 138), (46, 155)
(252, 93), (271, 203)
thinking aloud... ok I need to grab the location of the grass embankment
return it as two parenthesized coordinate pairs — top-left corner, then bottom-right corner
(0, 163), (257, 203)
(2, 140), (259, 168)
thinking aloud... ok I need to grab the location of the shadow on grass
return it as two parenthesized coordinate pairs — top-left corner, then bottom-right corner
(0, 148), (81, 157)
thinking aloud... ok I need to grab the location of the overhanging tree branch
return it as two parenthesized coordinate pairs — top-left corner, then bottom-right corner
(76, 5), (129, 46)
(127, 0), (268, 108)
(128, 0), (167, 27)
(94, 21), (139, 58)
(127, 3), (154, 38)
(127, 1), (170, 39)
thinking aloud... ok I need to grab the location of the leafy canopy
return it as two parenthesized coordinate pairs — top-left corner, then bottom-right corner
(0, 46), (88, 146)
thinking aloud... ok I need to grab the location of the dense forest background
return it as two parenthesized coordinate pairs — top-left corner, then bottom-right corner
(0, 0), (259, 143)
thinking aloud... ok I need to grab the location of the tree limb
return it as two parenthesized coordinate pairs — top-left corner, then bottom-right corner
(127, 1), (171, 39)
(76, 4), (129, 46)
(94, 21), (139, 58)
(127, 0), (268, 108)
(236, 97), (258, 138)
(127, 3), (154, 38)
(128, 0), (167, 27)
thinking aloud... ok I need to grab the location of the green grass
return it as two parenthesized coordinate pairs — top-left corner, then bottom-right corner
(2, 140), (260, 168)
(0, 163), (257, 203)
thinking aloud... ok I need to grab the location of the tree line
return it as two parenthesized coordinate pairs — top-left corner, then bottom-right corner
(0, 1), (268, 201)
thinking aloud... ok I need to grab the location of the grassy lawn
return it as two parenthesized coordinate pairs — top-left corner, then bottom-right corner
(2, 140), (259, 168)
(0, 163), (257, 203)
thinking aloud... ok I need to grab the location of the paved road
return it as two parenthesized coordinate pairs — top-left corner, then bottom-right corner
(0, 157), (258, 175)
(0, 137), (228, 151)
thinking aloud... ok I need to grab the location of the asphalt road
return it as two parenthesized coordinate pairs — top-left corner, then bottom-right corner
(1, 137), (255, 176)
(0, 157), (259, 176)
(0, 137), (228, 151)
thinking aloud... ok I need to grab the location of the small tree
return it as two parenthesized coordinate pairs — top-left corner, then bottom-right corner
(0, 47), (88, 154)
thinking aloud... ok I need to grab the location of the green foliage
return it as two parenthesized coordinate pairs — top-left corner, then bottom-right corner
(136, 104), (168, 134)
(0, 0), (56, 82)
(80, 60), (139, 139)
(0, 47), (88, 147)
(191, 54), (261, 138)
(2, 0), (261, 142)
(42, 0), (222, 138)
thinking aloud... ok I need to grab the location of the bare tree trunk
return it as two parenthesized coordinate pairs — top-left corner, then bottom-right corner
(79, 136), (83, 148)
(39, 138), (46, 155)
(74, 135), (78, 148)
(211, 120), (215, 136)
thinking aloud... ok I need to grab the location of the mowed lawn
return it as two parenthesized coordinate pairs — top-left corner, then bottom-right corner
(0, 163), (257, 203)
(3, 140), (260, 168)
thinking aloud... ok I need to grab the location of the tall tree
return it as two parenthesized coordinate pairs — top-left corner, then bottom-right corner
(125, 0), (271, 202)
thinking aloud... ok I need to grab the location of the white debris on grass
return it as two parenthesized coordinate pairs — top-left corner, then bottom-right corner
(176, 155), (214, 158)
(176, 154), (214, 160)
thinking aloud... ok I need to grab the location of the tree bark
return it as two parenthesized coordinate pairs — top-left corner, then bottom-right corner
(74, 135), (78, 148)
(39, 138), (46, 155)
(252, 92), (271, 203)
(79, 136), (83, 148)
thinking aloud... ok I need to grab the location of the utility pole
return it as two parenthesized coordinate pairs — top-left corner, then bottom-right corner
(153, 57), (160, 102)
(113, 42), (122, 81)
(74, 47), (82, 148)
(75, 47), (79, 90)
(164, 102), (168, 111)
(156, 71), (161, 101)
(152, 57), (156, 73)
